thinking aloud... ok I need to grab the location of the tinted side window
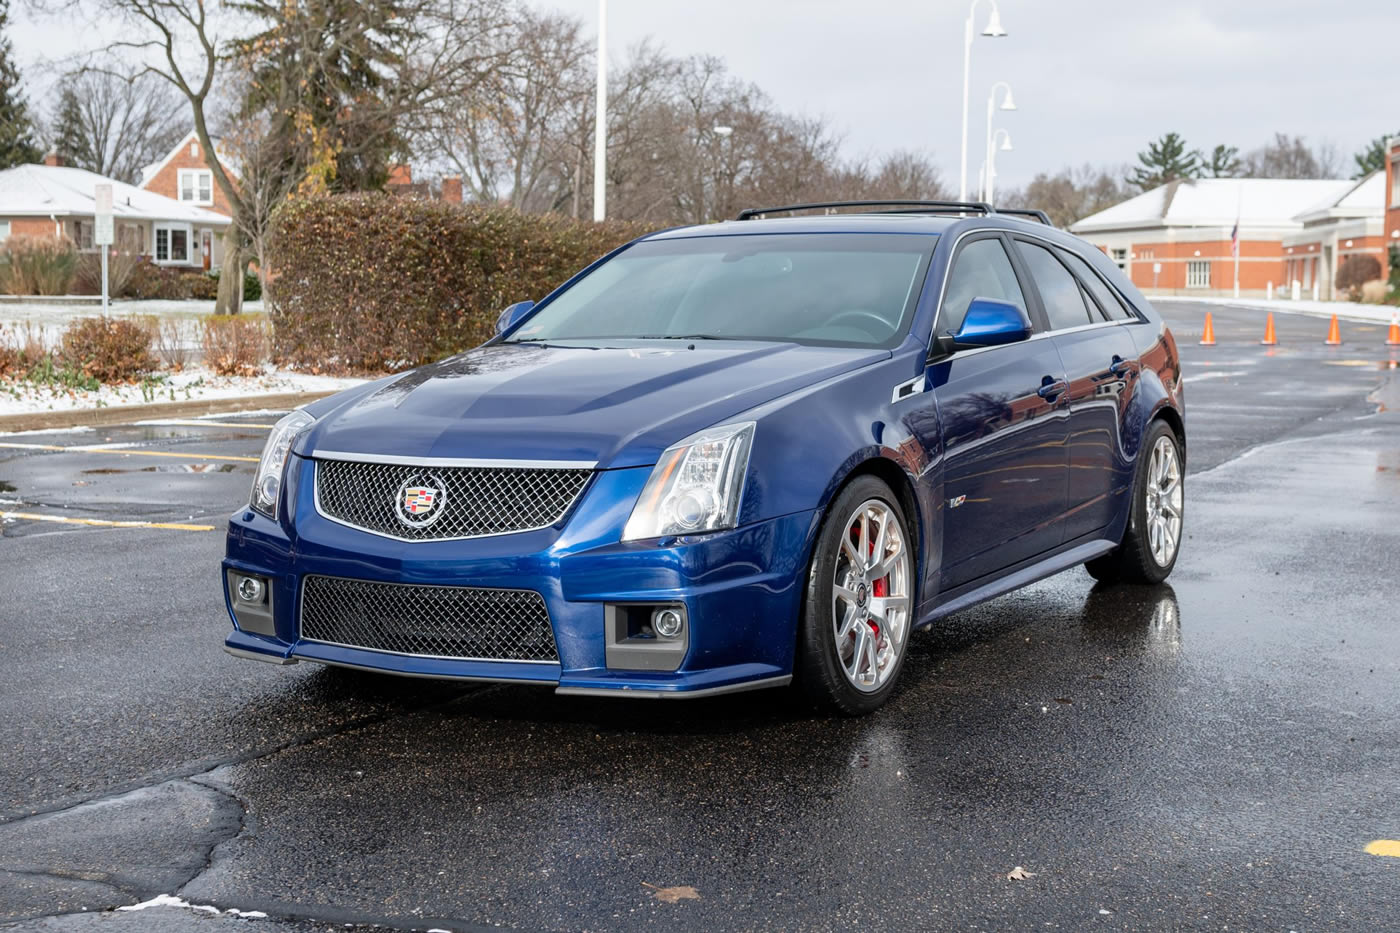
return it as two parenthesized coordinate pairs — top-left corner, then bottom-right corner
(1018, 241), (1093, 330)
(1058, 249), (1133, 321)
(939, 238), (1027, 336)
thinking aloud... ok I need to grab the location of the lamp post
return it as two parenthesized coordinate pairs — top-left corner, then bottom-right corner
(985, 130), (1012, 205)
(982, 81), (1015, 202)
(958, 0), (1006, 202)
(592, 0), (607, 221)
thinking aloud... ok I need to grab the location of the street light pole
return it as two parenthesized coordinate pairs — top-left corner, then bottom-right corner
(987, 129), (1012, 205)
(958, 0), (1006, 202)
(592, 0), (607, 222)
(982, 81), (1015, 201)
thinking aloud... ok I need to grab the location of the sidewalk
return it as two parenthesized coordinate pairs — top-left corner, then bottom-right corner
(1161, 295), (1397, 325)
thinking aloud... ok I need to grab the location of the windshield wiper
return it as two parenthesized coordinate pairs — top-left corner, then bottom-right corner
(641, 334), (748, 341)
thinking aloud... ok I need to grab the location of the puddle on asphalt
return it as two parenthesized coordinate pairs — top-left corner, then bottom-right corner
(81, 463), (241, 474)
(0, 480), (14, 493)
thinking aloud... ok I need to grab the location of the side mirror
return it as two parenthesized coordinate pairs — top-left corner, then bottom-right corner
(935, 298), (1031, 356)
(495, 300), (535, 335)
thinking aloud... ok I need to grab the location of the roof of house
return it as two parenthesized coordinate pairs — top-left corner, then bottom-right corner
(1294, 171), (1385, 224)
(1071, 177), (1353, 234)
(0, 163), (231, 226)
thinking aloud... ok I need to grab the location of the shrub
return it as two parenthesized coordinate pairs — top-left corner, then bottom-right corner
(267, 194), (655, 373)
(3, 235), (79, 295)
(244, 270), (262, 302)
(200, 314), (268, 376)
(58, 316), (157, 383)
(1335, 254), (1382, 300)
(74, 249), (143, 297)
(1361, 279), (1390, 304)
(124, 258), (220, 300)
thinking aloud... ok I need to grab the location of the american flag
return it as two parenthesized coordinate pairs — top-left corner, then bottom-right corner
(1230, 221), (1240, 259)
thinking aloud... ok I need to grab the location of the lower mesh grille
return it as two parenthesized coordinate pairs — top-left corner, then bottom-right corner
(299, 575), (559, 663)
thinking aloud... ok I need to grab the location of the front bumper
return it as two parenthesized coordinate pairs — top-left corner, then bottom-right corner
(223, 456), (819, 697)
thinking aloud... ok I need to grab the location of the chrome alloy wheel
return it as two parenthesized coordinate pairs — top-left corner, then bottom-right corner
(1144, 435), (1183, 567)
(831, 499), (912, 693)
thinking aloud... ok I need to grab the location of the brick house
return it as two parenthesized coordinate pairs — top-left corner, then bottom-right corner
(0, 155), (231, 270)
(1071, 177), (1362, 298)
(137, 131), (239, 270)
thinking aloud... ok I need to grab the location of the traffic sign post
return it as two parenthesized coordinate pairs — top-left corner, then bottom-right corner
(94, 184), (114, 313)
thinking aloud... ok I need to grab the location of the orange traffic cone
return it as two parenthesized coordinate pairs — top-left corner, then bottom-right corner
(1199, 312), (1216, 346)
(1325, 314), (1342, 346)
(1387, 311), (1400, 347)
(1260, 312), (1277, 346)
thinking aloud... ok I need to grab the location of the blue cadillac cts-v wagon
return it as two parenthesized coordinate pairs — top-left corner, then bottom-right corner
(224, 200), (1184, 714)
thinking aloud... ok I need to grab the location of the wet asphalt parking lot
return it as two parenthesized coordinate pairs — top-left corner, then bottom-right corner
(1, 301), (1398, 932)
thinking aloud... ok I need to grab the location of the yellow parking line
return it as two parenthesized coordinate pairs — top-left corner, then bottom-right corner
(136, 420), (276, 429)
(1366, 840), (1400, 857)
(0, 442), (259, 463)
(1, 511), (215, 531)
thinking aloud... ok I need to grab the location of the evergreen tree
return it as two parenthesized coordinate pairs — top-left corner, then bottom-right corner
(1128, 132), (1199, 192)
(1201, 144), (1242, 178)
(0, 0), (40, 168)
(50, 83), (94, 171)
(1352, 134), (1397, 179)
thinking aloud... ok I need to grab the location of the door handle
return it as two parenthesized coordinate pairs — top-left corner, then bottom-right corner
(1109, 356), (1133, 377)
(1037, 376), (1068, 401)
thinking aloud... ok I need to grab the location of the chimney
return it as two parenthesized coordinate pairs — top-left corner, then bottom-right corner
(43, 152), (64, 167)
(387, 163), (412, 186)
(441, 175), (463, 204)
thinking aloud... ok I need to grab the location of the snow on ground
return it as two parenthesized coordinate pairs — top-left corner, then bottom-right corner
(0, 367), (363, 417)
(0, 297), (264, 326)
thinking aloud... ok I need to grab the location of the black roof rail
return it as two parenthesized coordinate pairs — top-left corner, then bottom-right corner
(994, 207), (1054, 226)
(735, 199), (993, 221)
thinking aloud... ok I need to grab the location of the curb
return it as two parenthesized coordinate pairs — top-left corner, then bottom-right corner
(0, 391), (335, 434)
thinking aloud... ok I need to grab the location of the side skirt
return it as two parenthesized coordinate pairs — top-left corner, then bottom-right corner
(917, 536), (1117, 627)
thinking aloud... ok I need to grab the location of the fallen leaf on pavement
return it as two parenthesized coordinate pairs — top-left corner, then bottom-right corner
(1007, 866), (1036, 881)
(642, 882), (701, 903)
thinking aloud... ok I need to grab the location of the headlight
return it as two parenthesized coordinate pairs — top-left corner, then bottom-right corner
(250, 409), (315, 519)
(622, 422), (754, 541)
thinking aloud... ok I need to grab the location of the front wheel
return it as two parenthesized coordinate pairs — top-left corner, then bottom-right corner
(796, 476), (915, 715)
(1085, 420), (1183, 585)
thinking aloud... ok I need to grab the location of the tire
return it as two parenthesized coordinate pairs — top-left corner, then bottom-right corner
(796, 476), (916, 715)
(1085, 419), (1184, 585)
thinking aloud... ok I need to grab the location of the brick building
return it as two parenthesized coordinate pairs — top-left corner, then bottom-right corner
(1071, 177), (1362, 298)
(138, 131), (235, 221)
(1385, 137), (1400, 277)
(0, 156), (230, 270)
(1281, 172), (1387, 296)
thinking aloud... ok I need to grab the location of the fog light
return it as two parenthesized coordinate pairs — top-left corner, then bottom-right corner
(236, 575), (265, 604)
(652, 607), (684, 639)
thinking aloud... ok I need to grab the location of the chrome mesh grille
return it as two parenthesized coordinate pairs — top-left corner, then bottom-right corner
(313, 458), (591, 541)
(299, 575), (559, 662)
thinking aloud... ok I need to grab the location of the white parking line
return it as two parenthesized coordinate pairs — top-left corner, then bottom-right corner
(1, 511), (215, 531)
(1182, 370), (1248, 384)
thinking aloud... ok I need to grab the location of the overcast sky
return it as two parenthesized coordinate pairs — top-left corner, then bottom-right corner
(12, 0), (1396, 190)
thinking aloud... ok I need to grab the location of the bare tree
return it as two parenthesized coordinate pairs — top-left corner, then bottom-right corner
(1243, 133), (1342, 179)
(75, 0), (511, 312)
(999, 164), (1130, 227)
(45, 70), (185, 183)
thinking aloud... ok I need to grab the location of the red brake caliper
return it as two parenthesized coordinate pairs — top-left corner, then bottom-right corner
(851, 521), (885, 639)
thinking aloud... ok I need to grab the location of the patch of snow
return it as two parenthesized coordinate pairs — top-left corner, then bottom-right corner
(117, 893), (268, 918)
(1161, 295), (1399, 325)
(0, 368), (363, 417)
(0, 424), (96, 437)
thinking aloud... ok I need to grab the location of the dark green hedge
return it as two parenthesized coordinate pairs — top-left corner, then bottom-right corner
(267, 194), (656, 373)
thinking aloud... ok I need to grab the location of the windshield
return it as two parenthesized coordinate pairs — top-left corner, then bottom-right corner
(505, 233), (936, 349)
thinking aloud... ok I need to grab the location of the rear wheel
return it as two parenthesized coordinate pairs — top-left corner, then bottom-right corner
(796, 476), (915, 715)
(1085, 420), (1183, 585)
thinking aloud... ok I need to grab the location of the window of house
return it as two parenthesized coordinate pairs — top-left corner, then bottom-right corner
(1018, 241), (1094, 330)
(938, 237), (1027, 337)
(154, 223), (191, 264)
(1392, 160), (1400, 206)
(1110, 247), (1127, 270)
(1186, 260), (1211, 289)
(190, 141), (199, 158)
(178, 169), (213, 205)
(69, 220), (94, 251)
(0, 220), (9, 242)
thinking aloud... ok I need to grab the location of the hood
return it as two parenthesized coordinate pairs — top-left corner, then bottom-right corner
(299, 341), (887, 469)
